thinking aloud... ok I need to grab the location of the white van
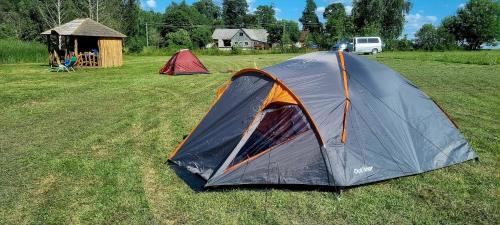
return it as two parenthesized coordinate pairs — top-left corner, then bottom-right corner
(346, 37), (382, 54)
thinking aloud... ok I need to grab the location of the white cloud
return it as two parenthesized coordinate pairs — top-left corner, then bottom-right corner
(405, 13), (437, 30)
(274, 7), (282, 14)
(247, 0), (256, 13)
(316, 6), (326, 14)
(321, 0), (353, 15)
(458, 3), (465, 8)
(324, 0), (352, 4)
(345, 5), (353, 15)
(146, 0), (156, 8)
(404, 13), (438, 38)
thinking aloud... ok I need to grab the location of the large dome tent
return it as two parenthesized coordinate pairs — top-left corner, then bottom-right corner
(168, 51), (477, 189)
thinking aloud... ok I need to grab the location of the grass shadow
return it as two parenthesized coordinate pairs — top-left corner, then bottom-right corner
(168, 162), (207, 192)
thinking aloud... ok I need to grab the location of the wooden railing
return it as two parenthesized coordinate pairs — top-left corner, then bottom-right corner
(76, 52), (99, 67)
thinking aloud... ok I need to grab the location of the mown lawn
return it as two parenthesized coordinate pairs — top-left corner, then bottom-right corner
(0, 52), (498, 224)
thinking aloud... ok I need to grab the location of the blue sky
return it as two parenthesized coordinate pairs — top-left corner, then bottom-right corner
(140, 0), (468, 38)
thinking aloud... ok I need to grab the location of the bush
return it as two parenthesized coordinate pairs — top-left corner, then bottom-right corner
(384, 36), (414, 51)
(166, 29), (193, 49)
(126, 36), (144, 53)
(0, 39), (47, 64)
(230, 46), (242, 55)
(190, 27), (212, 49)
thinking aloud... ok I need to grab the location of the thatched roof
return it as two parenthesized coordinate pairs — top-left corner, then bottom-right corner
(41, 18), (126, 38)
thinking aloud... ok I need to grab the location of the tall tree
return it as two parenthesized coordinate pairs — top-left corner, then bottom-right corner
(193, 0), (220, 22)
(122, 0), (140, 38)
(37, 0), (67, 29)
(454, 0), (500, 49)
(268, 20), (300, 45)
(299, 0), (321, 33)
(415, 22), (458, 51)
(381, 0), (411, 40)
(415, 24), (439, 50)
(1, 0), (46, 41)
(351, 0), (383, 36)
(352, 0), (410, 39)
(161, 1), (207, 36)
(37, 0), (70, 49)
(222, 0), (248, 26)
(324, 3), (351, 41)
(190, 26), (212, 48)
(139, 10), (163, 47)
(255, 5), (276, 29)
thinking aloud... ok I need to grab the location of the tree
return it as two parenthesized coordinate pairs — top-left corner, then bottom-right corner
(190, 26), (212, 48)
(193, 0), (220, 22)
(268, 23), (283, 45)
(242, 14), (259, 27)
(0, 0), (129, 42)
(324, 3), (351, 42)
(122, 0), (140, 38)
(352, 0), (383, 35)
(285, 20), (301, 43)
(1, 0), (46, 41)
(415, 24), (438, 51)
(255, 5), (276, 29)
(166, 29), (192, 48)
(82, 0), (124, 30)
(222, 0), (248, 26)
(268, 20), (300, 46)
(299, 0), (322, 33)
(380, 0), (411, 40)
(454, 0), (500, 49)
(161, 1), (208, 44)
(438, 16), (460, 49)
(351, 0), (411, 40)
(139, 10), (163, 47)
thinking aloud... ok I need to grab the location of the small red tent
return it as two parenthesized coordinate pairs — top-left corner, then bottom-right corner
(159, 49), (209, 75)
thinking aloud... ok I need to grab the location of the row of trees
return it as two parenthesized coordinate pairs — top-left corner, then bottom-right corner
(147, 0), (301, 51)
(0, 0), (497, 52)
(301, 0), (498, 50)
(0, 0), (140, 42)
(155, 0), (413, 50)
(415, 0), (499, 50)
(298, 0), (412, 49)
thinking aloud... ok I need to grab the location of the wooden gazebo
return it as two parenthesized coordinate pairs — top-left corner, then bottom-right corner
(41, 18), (126, 68)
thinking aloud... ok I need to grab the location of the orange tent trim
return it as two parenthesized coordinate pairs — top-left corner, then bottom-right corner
(233, 68), (325, 146)
(338, 51), (350, 144)
(169, 68), (326, 160)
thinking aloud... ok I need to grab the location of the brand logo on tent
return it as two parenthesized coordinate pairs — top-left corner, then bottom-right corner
(354, 166), (373, 175)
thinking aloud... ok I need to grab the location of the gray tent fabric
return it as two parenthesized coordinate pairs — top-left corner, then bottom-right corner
(206, 130), (329, 186)
(170, 73), (274, 180)
(169, 51), (477, 189)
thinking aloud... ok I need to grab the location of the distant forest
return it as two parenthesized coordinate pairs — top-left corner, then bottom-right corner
(0, 0), (498, 51)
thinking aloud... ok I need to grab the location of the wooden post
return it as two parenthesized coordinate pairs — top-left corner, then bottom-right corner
(47, 35), (51, 65)
(74, 37), (79, 66)
(74, 37), (78, 54)
(53, 50), (61, 65)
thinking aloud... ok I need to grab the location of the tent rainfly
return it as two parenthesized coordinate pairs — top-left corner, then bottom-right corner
(159, 49), (209, 75)
(168, 51), (477, 189)
(41, 18), (126, 68)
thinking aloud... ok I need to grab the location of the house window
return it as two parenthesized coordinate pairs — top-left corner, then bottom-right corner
(223, 40), (231, 47)
(239, 32), (244, 36)
(245, 42), (248, 46)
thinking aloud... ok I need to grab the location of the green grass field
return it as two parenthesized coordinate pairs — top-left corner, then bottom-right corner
(0, 52), (498, 224)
